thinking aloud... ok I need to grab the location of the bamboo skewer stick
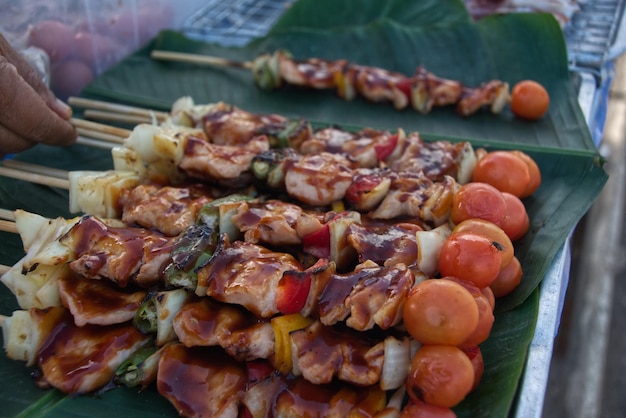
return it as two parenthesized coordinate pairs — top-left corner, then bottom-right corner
(0, 166), (69, 189)
(71, 118), (132, 139)
(2, 160), (68, 179)
(83, 110), (155, 125)
(75, 128), (125, 144)
(76, 136), (118, 149)
(0, 209), (15, 221)
(0, 219), (17, 234)
(69, 97), (169, 120)
(151, 50), (253, 70)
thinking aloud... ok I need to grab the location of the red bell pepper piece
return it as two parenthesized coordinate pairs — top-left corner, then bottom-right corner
(276, 270), (313, 314)
(246, 359), (274, 387)
(394, 78), (412, 102)
(374, 133), (398, 162)
(302, 224), (331, 259)
(345, 172), (385, 205)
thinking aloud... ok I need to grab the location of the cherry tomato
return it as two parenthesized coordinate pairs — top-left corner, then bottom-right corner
(510, 150), (542, 197)
(401, 399), (457, 418)
(451, 182), (507, 227)
(510, 80), (550, 120)
(462, 346), (485, 391)
(442, 277), (494, 348)
(482, 286), (496, 310)
(452, 218), (514, 269)
(500, 192), (530, 241)
(490, 255), (523, 298)
(407, 345), (475, 408)
(459, 292), (494, 348)
(403, 279), (479, 345)
(438, 232), (503, 288)
(472, 151), (531, 198)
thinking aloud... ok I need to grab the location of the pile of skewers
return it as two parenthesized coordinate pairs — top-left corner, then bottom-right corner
(0, 96), (539, 417)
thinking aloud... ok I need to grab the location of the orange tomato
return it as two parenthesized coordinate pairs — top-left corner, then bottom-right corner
(500, 192), (530, 241)
(438, 232), (503, 288)
(443, 277), (495, 348)
(482, 286), (496, 310)
(510, 80), (550, 120)
(472, 151), (531, 198)
(459, 292), (494, 348)
(403, 279), (479, 346)
(451, 182), (507, 227)
(462, 346), (485, 391)
(510, 150), (542, 197)
(400, 399), (457, 418)
(407, 345), (475, 408)
(452, 218), (514, 269)
(490, 255), (523, 298)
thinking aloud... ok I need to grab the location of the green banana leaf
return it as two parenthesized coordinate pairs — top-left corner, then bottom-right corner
(82, 0), (594, 150)
(0, 0), (609, 416)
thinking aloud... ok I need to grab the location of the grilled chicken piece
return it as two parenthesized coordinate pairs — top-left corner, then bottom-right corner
(456, 80), (511, 116)
(170, 100), (313, 149)
(120, 184), (212, 236)
(61, 216), (175, 288)
(157, 344), (247, 418)
(173, 297), (274, 362)
(346, 222), (423, 267)
(179, 134), (270, 182)
(37, 311), (151, 394)
(244, 372), (390, 417)
(198, 102), (290, 146)
(367, 171), (434, 220)
(368, 171), (456, 225)
(230, 199), (324, 246)
(277, 51), (346, 89)
(410, 66), (464, 114)
(298, 127), (394, 168)
(387, 132), (472, 181)
(196, 238), (303, 318)
(291, 321), (385, 386)
(285, 152), (354, 206)
(57, 274), (146, 327)
(317, 262), (414, 331)
(352, 65), (409, 109)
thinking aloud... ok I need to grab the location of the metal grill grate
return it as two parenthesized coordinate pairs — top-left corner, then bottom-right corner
(181, 0), (292, 46)
(564, 0), (626, 77)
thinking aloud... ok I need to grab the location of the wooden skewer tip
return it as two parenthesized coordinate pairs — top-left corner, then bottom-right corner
(151, 50), (253, 70)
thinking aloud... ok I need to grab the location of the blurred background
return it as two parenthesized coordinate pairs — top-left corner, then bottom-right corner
(1, 1), (624, 417)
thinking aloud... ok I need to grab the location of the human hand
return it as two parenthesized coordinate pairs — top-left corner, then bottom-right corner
(0, 33), (76, 158)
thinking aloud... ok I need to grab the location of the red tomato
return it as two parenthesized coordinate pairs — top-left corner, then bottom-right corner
(510, 150), (542, 197)
(510, 80), (550, 120)
(451, 182), (507, 227)
(442, 277), (494, 348)
(472, 151), (531, 198)
(407, 345), (475, 408)
(452, 218), (514, 269)
(275, 270), (312, 314)
(438, 232), (503, 288)
(482, 286), (496, 310)
(462, 346), (485, 391)
(401, 399), (457, 418)
(500, 192), (530, 241)
(490, 255), (523, 298)
(403, 279), (479, 346)
(459, 292), (494, 348)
